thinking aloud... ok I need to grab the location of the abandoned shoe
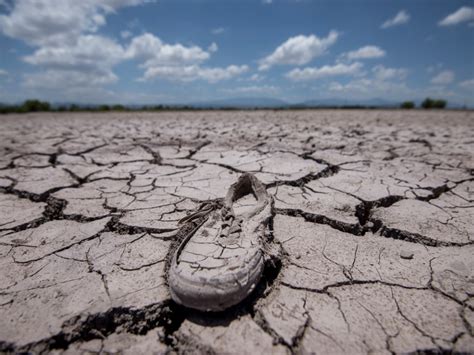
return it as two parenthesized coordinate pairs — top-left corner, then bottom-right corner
(168, 173), (273, 312)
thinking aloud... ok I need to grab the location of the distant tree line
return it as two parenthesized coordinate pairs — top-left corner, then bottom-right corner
(0, 99), (51, 113)
(0, 100), (197, 114)
(0, 98), (451, 114)
(400, 98), (447, 109)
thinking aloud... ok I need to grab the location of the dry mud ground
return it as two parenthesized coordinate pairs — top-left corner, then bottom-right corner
(0, 110), (473, 354)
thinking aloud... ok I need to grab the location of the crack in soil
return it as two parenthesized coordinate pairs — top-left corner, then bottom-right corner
(1, 110), (473, 353)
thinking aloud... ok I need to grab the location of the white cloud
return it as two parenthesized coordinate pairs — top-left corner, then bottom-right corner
(0, 0), (151, 46)
(0, 69), (7, 76)
(426, 63), (443, 73)
(372, 65), (407, 81)
(328, 78), (410, 99)
(439, 7), (474, 26)
(329, 80), (370, 93)
(208, 42), (218, 53)
(327, 64), (411, 100)
(459, 79), (474, 90)
(343, 45), (386, 60)
(142, 65), (249, 83)
(423, 86), (456, 98)
(24, 35), (125, 70)
(223, 85), (279, 94)
(0, 0), (156, 93)
(23, 68), (118, 89)
(262, 0), (273, 4)
(19, 26), (243, 89)
(381, 10), (410, 29)
(211, 27), (225, 35)
(258, 31), (339, 71)
(22, 34), (124, 88)
(0, 0), (270, 95)
(431, 70), (455, 85)
(126, 33), (247, 83)
(126, 33), (210, 66)
(286, 62), (363, 81)
(249, 74), (264, 82)
(120, 30), (133, 39)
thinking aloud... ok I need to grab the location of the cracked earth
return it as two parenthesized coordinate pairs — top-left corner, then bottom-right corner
(0, 110), (473, 354)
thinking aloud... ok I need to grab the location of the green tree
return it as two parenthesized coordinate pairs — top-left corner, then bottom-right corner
(400, 101), (415, 109)
(20, 99), (51, 112)
(422, 98), (434, 109)
(433, 99), (447, 109)
(112, 104), (126, 111)
(421, 98), (447, 109)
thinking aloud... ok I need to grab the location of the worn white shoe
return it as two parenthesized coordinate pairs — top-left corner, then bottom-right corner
(168, 173), (273, 311)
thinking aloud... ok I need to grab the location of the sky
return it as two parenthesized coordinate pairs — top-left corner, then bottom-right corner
(0, 0), (473, 105)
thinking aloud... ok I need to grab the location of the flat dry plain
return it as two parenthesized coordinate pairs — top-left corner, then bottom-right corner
(0, 110), (473, 354)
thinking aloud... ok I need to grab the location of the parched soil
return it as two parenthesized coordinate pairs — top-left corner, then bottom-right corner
(0, 110), (473, 354)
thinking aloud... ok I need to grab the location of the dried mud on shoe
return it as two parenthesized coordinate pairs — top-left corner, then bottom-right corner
(167, 173), (275, 312)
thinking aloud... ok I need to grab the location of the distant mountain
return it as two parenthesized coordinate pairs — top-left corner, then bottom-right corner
(298, 97), (399, 107)
(188, 97), (289, 108)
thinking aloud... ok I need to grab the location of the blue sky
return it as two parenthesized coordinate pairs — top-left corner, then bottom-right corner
(0, 0), (473, 105)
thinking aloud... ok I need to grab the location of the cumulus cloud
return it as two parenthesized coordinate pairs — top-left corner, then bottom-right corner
(423, 86), (456, 98)
(426, 63), (443, 73)
(258, 31), (339, 71)
(328, 78), (409, 99)
(141, 65), (249, 82)
(328, 64), (410, 100)
(120, 30), (133, 39)
(21, 34), (125, 88)
(381, 10), (410, 29)
(24, 35), (125, 70)
(248, 74), (264, 82)
(342, 45), (386, 60)
(286, 62), (363, 81)
(0, 0), (151, 46)
(0, 1), (247, 91)
(211, 27), (225, 35)
(126, 33), (246, 82)
(0, 0), (149, 91)
(372, 65), (407, 81)
(125, 33), (211, 66)
(23, 68), (119, 89)
(459, 79), (474, 90)
(208, 42), (218, 53)
(223, 85), (279, 94)
(439, 7), (474, 26)
(431, 70), (455, 85)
